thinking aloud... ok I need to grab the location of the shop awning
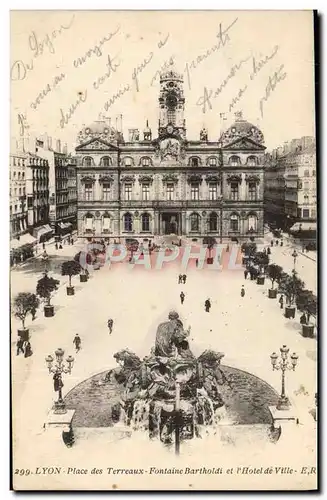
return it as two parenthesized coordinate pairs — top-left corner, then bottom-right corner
(33, 224), (54, 240)
(10, 233), (37, 250)
(59, 222), (72, 230)
(290, 222), (317, 232)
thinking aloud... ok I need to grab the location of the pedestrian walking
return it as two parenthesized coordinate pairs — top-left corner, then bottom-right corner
(195, 258), (199, 268)
(280, 239), (283, 247)
(107, 318), (113, 334)
(205, 298), (211, 312)
(31, 306), (37, 321)
(178, 274), (182, 284)
(279, 294), (284, 309)
(16, 337), (24, 356)
(267, 247), (271, 255)
(183, 274), (187, 284)
(71, 238), (74, 245)
(276, 240), (279, 246)
(244, 269), (248, 280)
(42, 242), (46, 250)
(55, 242), (58, 250)
(73, 334), (81, 352)
(241, 285), (245, 298)
(226, 244), (230, 253)
(23, 340), (32, 358)
(59, 244), (63, 250)
(300, 313), (307, 325)
(271, 240), (274, 247)
(180, 291), (185, 305)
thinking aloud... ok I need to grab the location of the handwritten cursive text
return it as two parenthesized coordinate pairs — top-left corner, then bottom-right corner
(259, 64), (287, 118)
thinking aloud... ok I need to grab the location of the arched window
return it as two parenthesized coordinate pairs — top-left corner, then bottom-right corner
(101, 156), (111, 166)
(83, 157), (94, 167)
(230, 213), (239, 231)
(247, 156), (257, 166)
(102, 213), (110, 232)
(229, 155), (241, 166)
(208, 157), (218, 166)
(247, 214), (257, 232)
(18, 172), (21, 180)
(123, 157), (133, 167)
(190, 213), (200, 232)
(85, 213), (94, 230)
(190, 157), (199, 167)
(209, 212), (218, 231)
(141, 213), (150, 232)
(141, 157), (151, 167)
(124, 213), (133, 232)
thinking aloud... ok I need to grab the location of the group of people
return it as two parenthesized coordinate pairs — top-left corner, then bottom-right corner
(178, 274), (187, 284)
(271, 239), (284, 247)
(16, 338), (32, 358)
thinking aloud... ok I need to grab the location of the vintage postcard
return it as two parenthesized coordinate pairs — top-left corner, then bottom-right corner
(10, 10), (317, 491)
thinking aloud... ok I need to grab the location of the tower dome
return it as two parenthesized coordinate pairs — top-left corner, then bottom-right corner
(220, 119), (264, 147)
(77, 120), (124, 145)
(160, 61), (183, 83)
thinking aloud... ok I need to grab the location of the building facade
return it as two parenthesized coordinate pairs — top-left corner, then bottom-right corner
(25, 152), (50, 229)
(264, 137), (316, 230)
(75, 66), (266, 241)
(36, 138), (76, 234)
(66, 156), (78, 230)
(10, 152), (27, 238)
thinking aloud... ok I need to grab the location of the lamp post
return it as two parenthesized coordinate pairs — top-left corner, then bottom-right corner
(291, 249), (298, 273)
(45, 348), (74, 414)
(270, 345), (298, 410)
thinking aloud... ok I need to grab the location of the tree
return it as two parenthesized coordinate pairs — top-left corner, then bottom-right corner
(36, 273), (60, 305)
(278, 272), (305, 307)
(266, 264), (283, 289)
(253, 251), (269, 274)
(296, 289), (317, 324)
(61, 260), (81, 287)
(13, 292), (39, 329)
(241, 241), (257, 257)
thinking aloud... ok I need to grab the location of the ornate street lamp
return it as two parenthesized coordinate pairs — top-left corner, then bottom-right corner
(270, 345), (298, 410)
(45, 348), (75, 414)
(291, 249), (298, 273)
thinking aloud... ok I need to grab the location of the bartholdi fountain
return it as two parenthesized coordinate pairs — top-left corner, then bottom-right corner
(63, 311), (282, 453)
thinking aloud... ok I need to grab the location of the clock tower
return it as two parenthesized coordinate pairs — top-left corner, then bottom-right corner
(158, 62), (186, 139)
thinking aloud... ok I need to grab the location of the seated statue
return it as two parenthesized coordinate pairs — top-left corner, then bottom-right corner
(154, 311), (193, 359)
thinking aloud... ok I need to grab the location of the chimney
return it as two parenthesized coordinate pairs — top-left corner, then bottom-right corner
(283, 142), (289, 154)
(48, 136), (52, 150)
(63, 143), (68, 155)
(56, 139), (61, 153)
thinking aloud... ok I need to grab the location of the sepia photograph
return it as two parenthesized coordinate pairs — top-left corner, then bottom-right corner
(10, 9), (317, 491)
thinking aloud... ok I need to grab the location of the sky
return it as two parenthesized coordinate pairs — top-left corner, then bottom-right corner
(10, 10), (316, 153)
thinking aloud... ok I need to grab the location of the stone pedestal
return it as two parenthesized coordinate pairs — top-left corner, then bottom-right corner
(46, 409), (75, 429)
(269, 406), (298, 426)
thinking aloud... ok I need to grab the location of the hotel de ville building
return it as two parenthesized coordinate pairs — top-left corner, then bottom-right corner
(75, 64), (266, 242)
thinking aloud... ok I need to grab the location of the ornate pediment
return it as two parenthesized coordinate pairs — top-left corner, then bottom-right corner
(226, 174), (242, 184)
(76, 138), (118, 151)
(162, 173), (179, 184)
(245, 174), (260, 183)
(187, 174), (203, 184)
(222, 137), (266, 151)
(80, 175), (96, 184)
(138, 174), (153, 184)
(205, 174), (221, 183)
(99, 174), (114, 183)
(121, 174), (136, 184)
